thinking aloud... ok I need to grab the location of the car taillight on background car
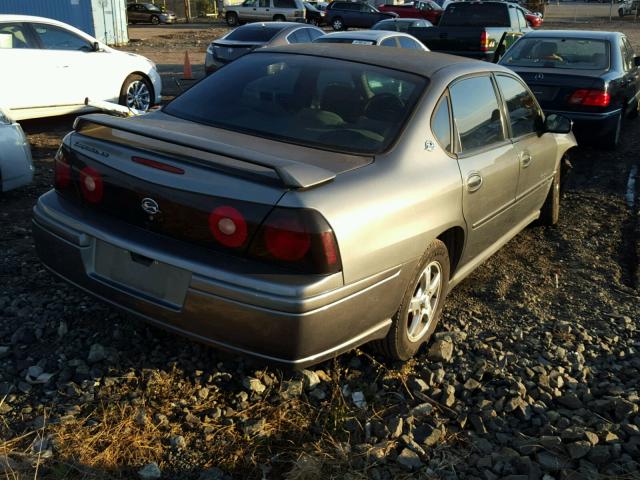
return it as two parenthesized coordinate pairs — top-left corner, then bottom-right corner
(480, 31), (489, 52)
(248, 207), (341, 274)
(567, 89), (610, 107)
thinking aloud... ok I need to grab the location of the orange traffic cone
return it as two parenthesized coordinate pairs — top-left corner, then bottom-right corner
(182, 51), (193, 80)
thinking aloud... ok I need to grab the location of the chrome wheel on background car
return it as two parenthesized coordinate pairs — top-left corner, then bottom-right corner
(406, 261), (442, 342)
(332, 18), (344, 30)
(119, 74), (152, 112)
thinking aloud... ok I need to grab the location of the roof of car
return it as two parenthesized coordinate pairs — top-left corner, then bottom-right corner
(235, 21), (308, 30)
(377, 17), (427, 22)
(523, 29), (621, 40)
(260, 43), (511, 77)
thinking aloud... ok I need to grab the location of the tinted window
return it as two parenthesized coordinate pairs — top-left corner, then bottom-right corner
(398, 36), (422, 49)
(501, 37), (610, 70)
(226, 26), (284, 42)
(372, 20), (400, 31)
(380, 37), (398, 47)
(274, 0), (296, 7)
(450, 76), (504, 151)
(165, 53), (427, 154)
(496, 75), (539, 138)
(431, 96), (451, 152)
(259, 0), (269, 7)
(0, 23), (34, 49)
(32, 23), (92, 51)
(440, 3), (509, 27)
(288, 28), (311, 43)
(307, 28), (323, 40)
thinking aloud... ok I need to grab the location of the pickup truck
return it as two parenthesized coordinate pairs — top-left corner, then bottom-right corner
(377, 1), (443, 25)
(409, 1), (531, 61)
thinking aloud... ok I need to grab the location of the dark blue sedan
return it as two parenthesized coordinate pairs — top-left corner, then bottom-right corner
(499, 30), (640, 149)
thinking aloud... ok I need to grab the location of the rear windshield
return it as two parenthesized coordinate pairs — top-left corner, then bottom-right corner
(224, 26), (284, 42)
(164, 53), (427, 154)
(501, 37), (610, 70)
(440, 3), (509, 26)
(315, 37), (377, 45)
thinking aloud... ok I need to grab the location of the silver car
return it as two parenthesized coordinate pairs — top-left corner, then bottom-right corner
(0, 107), (33, 192)
(314, 30), (428, 49)
(33, 45), (576, 366)
(225, 0), (306, 26)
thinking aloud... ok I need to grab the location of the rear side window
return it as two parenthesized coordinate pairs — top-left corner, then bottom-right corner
(274, 0), (297, 8)
(450, 75), (504, 152)
(32, 23), (92, 51)
(399, 36), (423, 49)
(380, 37), (398, 47)
(496, 75), (539, 138)
(0, 23), (34, 49)
(288, 28), (311, 43)
(431, 96), (452, 152)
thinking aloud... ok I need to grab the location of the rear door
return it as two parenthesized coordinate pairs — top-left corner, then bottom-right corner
(449, 74), (520, 262)
(495, 74), (557, 218)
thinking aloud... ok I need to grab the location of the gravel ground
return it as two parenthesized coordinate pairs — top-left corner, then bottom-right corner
(1, 18), (639, 480)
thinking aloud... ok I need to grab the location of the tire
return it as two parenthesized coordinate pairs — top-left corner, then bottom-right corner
(373, 239), (450, 361)
(150, 15), (160, 24)
(331, 17), (345, 30)
(309, 17), (319, 26)
(539, 164), (561, 226)
(226, 12), (239, 26)
(619, 8), (625, 16)
(119, 74), (153, 112)
(604, 112), (622, 150)
(273, 14), (286, 21)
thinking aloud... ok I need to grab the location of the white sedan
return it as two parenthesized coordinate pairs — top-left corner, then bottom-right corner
(0, 15), (162, 121)
(0, 107), (33, 192)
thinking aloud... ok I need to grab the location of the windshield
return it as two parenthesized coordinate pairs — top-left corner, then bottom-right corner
(146, 4), (161, 11)
(440, 3), (509, 26)
(501, 37), (610, 70)
(164, 53), (427, 154)
(224, 26), (284, 42)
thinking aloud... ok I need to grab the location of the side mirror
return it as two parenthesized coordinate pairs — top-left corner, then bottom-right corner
(92, 41), (100, 52)
(634, 56), (640, 67)
(544, 113), (572, 134)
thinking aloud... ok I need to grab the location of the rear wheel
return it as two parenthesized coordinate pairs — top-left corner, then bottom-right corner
(374, 239), (450, 361)
(226, 12), (239, 26)
(539, 165), (561, 226)
(119, 74), (153, 112)
(331, 17), (345, 30)
(273, 14), (286, 21)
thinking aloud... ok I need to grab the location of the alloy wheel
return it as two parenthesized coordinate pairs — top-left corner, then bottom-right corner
(126, 80), (151, 111)
(406, 261), (442, 342)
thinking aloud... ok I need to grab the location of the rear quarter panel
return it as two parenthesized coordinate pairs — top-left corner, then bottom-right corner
(277, 74), (465, 285)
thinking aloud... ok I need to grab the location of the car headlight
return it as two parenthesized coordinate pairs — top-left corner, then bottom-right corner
(0, 107), (12, 125)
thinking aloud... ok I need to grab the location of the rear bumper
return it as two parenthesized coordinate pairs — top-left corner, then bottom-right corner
(544, 108), (622, 138)
(33, 191), (407, 367)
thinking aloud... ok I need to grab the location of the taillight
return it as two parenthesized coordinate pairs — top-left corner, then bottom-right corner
(248, 207), (341, 274)
(567, 89), (610, 107)
(54, 148), (71, 190)
(209, 205), (248, 248)
(480, 31), (489, 52)
(79, 166), (104, 203)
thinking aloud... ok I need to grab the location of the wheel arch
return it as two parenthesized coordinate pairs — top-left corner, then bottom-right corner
(437, 226), (465, 277)
(122, 71), (156, 107)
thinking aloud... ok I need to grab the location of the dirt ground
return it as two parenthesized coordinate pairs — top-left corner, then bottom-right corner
(1, 9), (639, 480)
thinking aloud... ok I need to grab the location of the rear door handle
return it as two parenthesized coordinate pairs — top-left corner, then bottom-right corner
(466, 172), (483, 192)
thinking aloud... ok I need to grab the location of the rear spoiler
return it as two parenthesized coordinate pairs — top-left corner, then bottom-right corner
(73, 114), (337, 189)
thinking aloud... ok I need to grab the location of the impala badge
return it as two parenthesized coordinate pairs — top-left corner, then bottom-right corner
(534, 73), (544, 80)
(141, 197), (160, 215)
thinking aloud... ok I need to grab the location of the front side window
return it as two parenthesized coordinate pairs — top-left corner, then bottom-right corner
(450, 75), (504, 152)
(146, 4), (161, 11)
(164, 53), (428, 154)
(0, 23), (34, 49)
(242, 0), (257, 7)
(431, 95), (452, 152)
(259, 0), (269, 8)
(32, 23), (92, 51)
(496, 75), (539, 138)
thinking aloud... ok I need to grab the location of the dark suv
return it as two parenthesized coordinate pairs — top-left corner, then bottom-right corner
(325, 2), (396, 30)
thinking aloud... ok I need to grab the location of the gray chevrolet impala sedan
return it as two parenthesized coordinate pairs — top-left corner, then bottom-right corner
(33, 45), (576, 367)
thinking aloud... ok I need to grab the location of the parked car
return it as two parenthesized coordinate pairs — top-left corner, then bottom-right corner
(324, 1), (397, 31)
(304, 2), (326, 25)
(618, 0), (639, 16)
(0, 107), (33, 192)
(34, 44), (576, 366)
(378, 1), (443, 25)
(0, 15), (161, 120)
(499, 30), (640, 149)
(372, 17), (433, 32)
(409, 1), (531, 60)
(205, 22), (323, 74)
(127, 3), (177, 24)
(314, 30), (428, 49)
(224, 0), (306, 27)
(517, 5), (543, 28)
